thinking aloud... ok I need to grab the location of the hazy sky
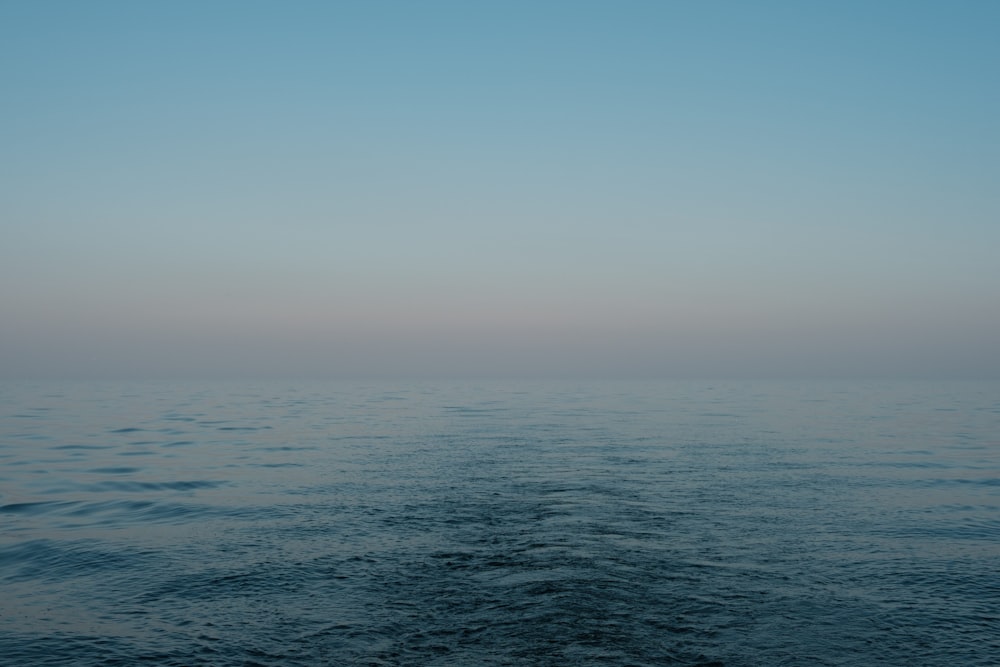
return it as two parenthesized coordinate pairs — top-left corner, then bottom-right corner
(2, 1), (998, 379)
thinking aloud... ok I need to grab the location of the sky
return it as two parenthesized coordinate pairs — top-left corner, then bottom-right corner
(2, 0), (998, 380)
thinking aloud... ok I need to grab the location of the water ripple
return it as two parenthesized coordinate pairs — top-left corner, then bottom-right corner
(0, 380), (997, 666)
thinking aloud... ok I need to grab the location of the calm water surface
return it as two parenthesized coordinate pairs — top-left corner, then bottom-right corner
(1, 380), (998, 666)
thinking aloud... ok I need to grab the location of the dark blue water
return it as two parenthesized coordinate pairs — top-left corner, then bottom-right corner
(1, 380), (998, 666)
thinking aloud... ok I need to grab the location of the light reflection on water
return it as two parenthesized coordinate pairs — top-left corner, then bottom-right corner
(1, 379), (998, 666)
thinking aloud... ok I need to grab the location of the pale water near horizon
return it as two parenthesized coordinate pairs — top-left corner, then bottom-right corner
(1, 379), (998, 666)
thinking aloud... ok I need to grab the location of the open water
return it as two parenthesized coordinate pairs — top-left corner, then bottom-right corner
(1, 379), (998, 666)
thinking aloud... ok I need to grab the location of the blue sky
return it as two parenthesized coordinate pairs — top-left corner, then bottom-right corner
(2, 1), (998, 379)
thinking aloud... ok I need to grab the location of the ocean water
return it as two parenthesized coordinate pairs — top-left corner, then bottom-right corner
(1, 379), (998, 666)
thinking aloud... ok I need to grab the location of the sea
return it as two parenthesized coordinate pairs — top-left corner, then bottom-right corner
(1, 379), (998, 666)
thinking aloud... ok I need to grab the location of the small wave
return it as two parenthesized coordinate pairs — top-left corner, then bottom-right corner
(442, 405), (511, 415)
(0, 498), (221, 526)
(0, 500), (80, 515)
(0, 538), (161, 582)
(50, 444), (112, 451)
(88, 480), (225, 492)
(259, 445), (318, 452)
(64, 499), (216, 524)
